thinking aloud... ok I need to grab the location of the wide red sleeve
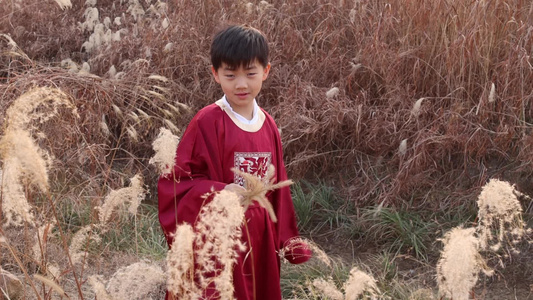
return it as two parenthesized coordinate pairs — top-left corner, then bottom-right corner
(157, 110), (226, 245)
(266, 114), (312, 264)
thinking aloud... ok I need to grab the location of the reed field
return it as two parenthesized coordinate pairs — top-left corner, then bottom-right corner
(0, 0), (532, 299)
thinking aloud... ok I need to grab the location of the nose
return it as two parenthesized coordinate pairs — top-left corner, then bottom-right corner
(235, 76), (247, 89)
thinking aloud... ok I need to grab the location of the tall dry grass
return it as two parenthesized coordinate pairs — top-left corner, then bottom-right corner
(2, 0), (532, 211)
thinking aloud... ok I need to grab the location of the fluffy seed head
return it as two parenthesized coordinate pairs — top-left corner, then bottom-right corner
(344, 267), (379, 300)
(476, 179), (526, 250)
(411, 98), (424, 117)
(149, 127), (180, 175)
(32, 222), (55, 262)
(230, 164), (293, 223)
(311, 277), (343, 300)
(488, 82), (496, 103)
(194, 190), (245, 298)
(33, 274), (67, 297)
(437, 227), (490, 300)
(53, 0), (72, 9)
(69, 225), (101, 265)
(166, 224), (198, 298)
(0, 87), (75, 227)
(107, 261), (166, 299)
(88, 275), (113, 300)
(326, 87), (340, 99)
(399, 139), (407, 156)
(97, 174), (145, 226)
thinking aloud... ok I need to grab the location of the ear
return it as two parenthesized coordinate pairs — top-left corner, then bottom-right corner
(262, 63), (271, 81)
(211, 66), (221, 83)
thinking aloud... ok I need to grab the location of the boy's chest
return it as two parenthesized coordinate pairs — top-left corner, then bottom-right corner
(219, 122), (278, 185)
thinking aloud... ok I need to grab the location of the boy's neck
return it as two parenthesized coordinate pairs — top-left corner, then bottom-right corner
(232, 105), (254, 120)
(225, 97), (255, 121)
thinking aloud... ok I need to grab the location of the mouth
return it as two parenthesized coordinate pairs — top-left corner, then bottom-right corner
(235, 93), (249, 99)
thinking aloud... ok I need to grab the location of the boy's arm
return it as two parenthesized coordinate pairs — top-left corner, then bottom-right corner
(268, 117), (312, 264)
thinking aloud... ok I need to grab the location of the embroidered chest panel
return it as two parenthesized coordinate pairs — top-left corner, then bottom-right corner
(233, 152), (272, 187)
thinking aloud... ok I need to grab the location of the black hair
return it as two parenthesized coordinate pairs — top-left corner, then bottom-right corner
(210, 25), (269, 71)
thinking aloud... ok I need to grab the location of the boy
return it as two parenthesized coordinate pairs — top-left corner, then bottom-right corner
(158, 24), (311, 300)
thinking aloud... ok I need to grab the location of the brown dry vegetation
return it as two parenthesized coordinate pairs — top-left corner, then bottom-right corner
(2, 0), (533, 210)
(1, 0), (533, 299)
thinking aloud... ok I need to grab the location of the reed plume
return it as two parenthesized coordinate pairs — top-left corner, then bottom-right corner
(106, 261), (166, 299)
(476, 179), (526, 251)
(436, 227), (492, 300)
(166, 224), (198, 299)
(166, 190), (245, 299)
(231, 164), (293, 222)
(311, 277), (343, 300)
(343, 266), (380, 300)
(88, 275), (114, 300)
(96, 174), (145, 226)
(0, 87), (76, 227)
(194, 190), (246, 299)
(69, 225), (101, 265)
(149, 127), (180, 175)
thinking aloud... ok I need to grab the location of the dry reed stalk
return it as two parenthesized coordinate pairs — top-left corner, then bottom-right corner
(230, 164), (293, 223)
(476, 179), (527, 251)
(436, 227), (492, 300)
(33, 274), (67, 298)
(149, 127), (180, 175)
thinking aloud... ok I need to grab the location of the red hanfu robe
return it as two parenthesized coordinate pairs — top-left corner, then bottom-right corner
(158, 97), (310, 300)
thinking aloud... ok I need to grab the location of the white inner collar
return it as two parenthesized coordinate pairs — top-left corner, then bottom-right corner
(222, 95), (259, 125)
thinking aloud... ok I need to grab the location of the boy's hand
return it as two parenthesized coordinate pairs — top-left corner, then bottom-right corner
(224, 183), (245, 194)
(223, 183), (246, 204)
(282, 239), (312, 264)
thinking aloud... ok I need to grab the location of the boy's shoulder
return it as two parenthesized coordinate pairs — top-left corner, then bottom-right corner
(190, 102), (225, 125)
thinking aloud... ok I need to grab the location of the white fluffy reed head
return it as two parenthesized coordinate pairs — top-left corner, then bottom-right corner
(194, 190), (245, 298)
(0, 87), (76, 227)
(96, 174), (146, 226)
(166, 190), (245, 299)
(166, 224), (198, 298)
(230, 164), (293, 223)
(149, 127), (180, 175)
(343, 267), (380, 300)
(106, 261), (166, 299)
(476, 179), (526, 251)
(311, 277), (343, 300)
(69, 225), (101, 266)
(436, 227), (492, 300)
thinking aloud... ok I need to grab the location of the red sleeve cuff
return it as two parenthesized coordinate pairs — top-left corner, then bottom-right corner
(283, 241), (312, 264)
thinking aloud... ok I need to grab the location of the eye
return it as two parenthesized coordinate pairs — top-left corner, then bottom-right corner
(247, 73), (257, 76)
(225, 74), (235, 79)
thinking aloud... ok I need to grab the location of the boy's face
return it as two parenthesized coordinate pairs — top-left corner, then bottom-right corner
(211, 60), (271, 116)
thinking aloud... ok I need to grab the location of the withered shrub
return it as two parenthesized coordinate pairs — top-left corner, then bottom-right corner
(1, 0), (532, 211)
